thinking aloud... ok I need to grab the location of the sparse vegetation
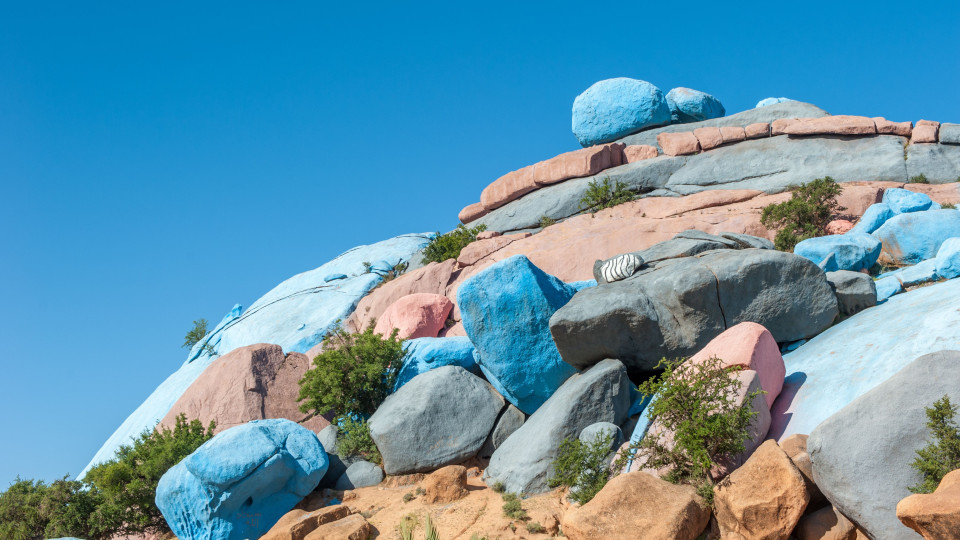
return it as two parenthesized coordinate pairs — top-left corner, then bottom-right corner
(526, 521), (546, 533)
(421, 224), (487, 264)
(182, 319), (216, 356)
(501, 492), (527, 520)
(578, 177), (635, 213)
(538, 215), (557, 228)
(335, 416), (381, 464)
(415, 486), (426, 496)
(424, 513), (440, 540)
(491, 480), (506, 493)
(397, 513), (418, 540)
(548, 432), (614, 504)
(760, 176), (845, 251)
(909, 173), (929, 184)
(402, 492), (414, 503)
(909, 395), (960, 494)
(942, 202), (956, 210)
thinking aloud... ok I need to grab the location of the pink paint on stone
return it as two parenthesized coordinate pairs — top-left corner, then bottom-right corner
(533, 144), (617, 187)
(623, 144), (658, 162)
(771, 118), (799, 136)
(693, 127), (724, 151)
(783, 115), (877, 136)
(480, 163), (538, 210)
(912, 120), (940, 143)
(458, 202), (488, 224)
(657, 131), (700, 156)
(720, 126), (747, 145)
(689, 322), (785, 409)
(904, 183), (960, 205)
(475, 230), (501, 240)
(873, 117), (913, 137)
(373, 293), (453, 340)
(346, 259), (457, 332)
(439, 321), (467, 338)
(825, 219), (855, 235)
(745, 123), (771, 139)
(456, 233), (530, 268)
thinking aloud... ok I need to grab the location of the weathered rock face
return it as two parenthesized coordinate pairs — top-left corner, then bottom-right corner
(458, 255), (578, 414)
(372, 293), (452, 340)
(713, 440), (809, 540)
(794, 232), (882, 273)
(874, 209), (960, 265)
(368, 366), (504, 475)
(551, 245), (838, 379)
(772, 278), (960, 440)
(794, 505), (859, 540)
(688, 321), (785, 408)
(666, 87), (725, 124)
(346, 259), (457, 332)
(160, 343), (326, 435)
(477, 404), (525, 459)
(572, 78), (671, 146)
(884, 187), (935, 215)
(825, 270), (877, 317)
(306, 513), (372, 540)
(484, 359), (632, 495)
(784, 115), (877, 136)
(780, 433), (825, 506)
(808, 351), (960, 539)
(260, 505), (351, 540)
(936, 237), (960, 279)
(897, 469), (960, 540)
(421, 465), (469, 504)
(561, 471), (710, 540)
(155, 419), (329, 540)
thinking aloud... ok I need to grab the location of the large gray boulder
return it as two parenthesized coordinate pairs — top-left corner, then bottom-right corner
(484, 359), (632, 494)
(906, 142), (960, 183)
(808, 350), (960, 540)
(368, 366), (505, 475)
(478, 404), (525, 459)
(825, 270), (877, 316)
(334, 460), (384, 490)
(551, 247), (838, 378)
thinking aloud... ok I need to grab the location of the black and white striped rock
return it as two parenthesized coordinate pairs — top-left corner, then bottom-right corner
(593, 253), (644, 284)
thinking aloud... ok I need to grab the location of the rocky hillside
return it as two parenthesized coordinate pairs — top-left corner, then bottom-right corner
(70, 79), (960, 540)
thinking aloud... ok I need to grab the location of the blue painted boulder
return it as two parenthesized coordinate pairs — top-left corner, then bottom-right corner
(793, 232), (882, 272)
(394, 336), (478, 391)
(881, 187), (934, 215)
(156, 419), (328, 540)
(848, 203), (894, 235)
(936, 237), (960, 279)
(874, 276), (903, 301)
(756, 97), (793, 107)
(571, 78), (671, 147)
(458, 255), (579, 414)
(665, 87), (725, 124)
(873, 209), (960, 265)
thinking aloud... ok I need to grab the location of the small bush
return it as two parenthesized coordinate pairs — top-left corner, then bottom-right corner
(909, 173), (929, 184)
(183, 319), (215, 356)
(415, 486), (426, 496)
(491, 480), (506, 493)
(626, 356), (763, 504)
(909, 395), (960, 494)
(501, 492), (527, 520)
(548, 432), (613, 505)
(336, 416), (381, 464)
(298, 323), (406, 421)
(402, 492), (414, 503)
(942, 202), (956, 210)
(760, 176), (845, 251)
(578, 177), (635, 213)
(421, 224), (487, 264)
(526, 521), (546, 533)
(538, 215), (557, 228)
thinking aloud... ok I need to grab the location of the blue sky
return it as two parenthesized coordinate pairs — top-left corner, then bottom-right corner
(1, 1), (957, 487)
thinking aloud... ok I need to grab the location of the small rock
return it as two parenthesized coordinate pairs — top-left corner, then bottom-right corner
(883, 187), (935, 215)
(304, 513), (372, 540)
(935, 237), (960, 279)
(394, 336), (477, 391)
(757, 97), (793, 107)
(688, 321), (784, 408)
(745, 122), (771, 139)
(478, 404), (525, 459)
(784, 115), (877, 136)
(334, 460), (383, 490)
(849, 202), (894, 235)
(794, 505), (858, 540)
(475, 230), (501, 240)
(873, 117), (913, 137)
(657, 131), (701, 156)
(825, 270), (877, 317)
(533, 143), (624, 186)
(825, 219), (855, 235)
(665, 87), (725, 124)
(373, 293), (453, 340)
(578, 422), (624, 450)
(940, 123), (960, 145)
(912, 120), (940, 143)
(897, 468), (960, 539)
(694, 126), (724, 150)
(458, 202), (488, 224)
(771, 117), (799, 135)
(794, 232), (882, 272)
(779, 433), (825, 506)
(261, 505), (351, 540)
(623, 144), (658, 162)
(720, 126), (746, 144)
(421, 465), (469, 504)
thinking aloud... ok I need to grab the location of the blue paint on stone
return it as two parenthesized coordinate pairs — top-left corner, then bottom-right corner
(849, 203), (894, 235)
(878, 259), (939, 287)
(874, 276), (903, 301)
(935, 237), (960, 279)
(394, 337), (478, 391)
(571, 78), (671, 147)
(794, 233), (881, 272)
(873, 210), (960, 265)
(155, 419), (328, 540)
(756, 97), (794, 107)
(324, 273), (347, 282)
(882, 188), (934, 215)
(458, 255), (579, 414)
(665, 87), (725, 124)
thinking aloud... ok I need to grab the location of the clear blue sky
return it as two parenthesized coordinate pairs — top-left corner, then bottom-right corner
(1, 1), (957, 487)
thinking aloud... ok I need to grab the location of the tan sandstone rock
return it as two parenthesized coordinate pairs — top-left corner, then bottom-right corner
(794, 505), (858, 540)
(873, 117), (913, 137)
(303, 513), (372, 540)
(784, 115), (877, 136)
(533, 143), (624, 186)
(458, 202), (488, 224)
(561, 471), (710, 540)
(480, 163), (538, 210)
(421, 465), (469, 504)
(657, 131), (701, 156)
(779, 433), (825, 505)
(720, 126), (747, 144)
(475, 230), (501, 240)
(771, 118), (800, 135)
(261, 505), (352, 540)
(912, 120), (940, 143)
(713, 440), (809, 540)
(694, 127), (724, 151)
(745, 123), (771, 139)
(372, 293), (452, 339)
(897, 468), (960, 540)
(624, 144), (658, 162)
(826, 219), (855, 235)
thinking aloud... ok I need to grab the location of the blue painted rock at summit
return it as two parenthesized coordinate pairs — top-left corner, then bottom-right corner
(571, 78), (671, 147)
(155, 419), (329, 540)
(458, 255), (579, 414)
(873, 209), (960, 265)
(394, 336), (477, 391)
(665, 87), (725, 124)
(793, 232), (882, 272)
(756, 97), (793, 107)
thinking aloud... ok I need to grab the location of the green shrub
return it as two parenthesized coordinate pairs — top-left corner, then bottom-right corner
(760, 176), (845, 251)
(421, 224), (487, 264)
(182, 319), (215, 356)
(501, 492), (527, 520)
(909, 395), (960, 494)
(0, 478), (51, 540)
(526, 521), (546, 533)
(578, 177), (635, 213)
(336, 416), (381, 465)
(491, 480), (506, 493)
(909, 173), (929, 184)
(538, 215), (557, 228)
(942, 202), (956, 210)
(298, 323), (406, 421)
(548, 432), (613, 504)
(626, 356), (763, 504)
(39, 477), (101, 540)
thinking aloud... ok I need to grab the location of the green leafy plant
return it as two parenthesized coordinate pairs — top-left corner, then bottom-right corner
(335, 416), (381, 465)
(397, 513), (418, 540)
(941, 202), (956, 210)
(362, 261), (373, 273)
(298, 322), (406, 422)
(501, 492), (527, 520)
(0, 478), (54, 540)
(491, 480), (506, 493)
(538, 215), (557, 228)
(760, 176), (845, 251)
(182, 319), (216, 356)
(578, 177), (635, 213)
(548, 432), (613, 505)
(526, 521), (546, 533)
(424, 513), (440, 540)
(624, 356), (763, 504)
(909, 395), (960, 494)
(402, 492), (414, 503)
(421, 224), (487, 264)
(909, 173), (929, 184)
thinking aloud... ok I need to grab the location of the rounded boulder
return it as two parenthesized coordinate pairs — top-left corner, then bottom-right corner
(665, 87), (725, 124)
(572, 78), (671, 147)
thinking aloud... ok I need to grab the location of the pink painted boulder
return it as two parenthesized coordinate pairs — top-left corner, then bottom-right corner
(825, 219), (855, 235)
(745, 123), (771, 139)
(873, 117), (913, 137)
(912, 120), (940, 143)
(689, 322), (785, 408)
(459, 202), (488, 224)
(783, 115), (877, 136)
(373, 293), (453, 340)
(693, 127), (724, 151)
(347, 259), (457, 332)
(624, 144), (658, 162)
(657, 131), (700, 156)
(719, 126), (746, 144)
(771, 118), (799, 136)
(532, 143), (623, 187)
(481, 163), (538, 210)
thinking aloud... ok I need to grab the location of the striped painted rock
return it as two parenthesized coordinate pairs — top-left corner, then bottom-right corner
(593, 253), (644, 284)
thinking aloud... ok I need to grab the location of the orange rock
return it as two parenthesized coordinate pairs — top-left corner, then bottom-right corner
(873, 117), (913, 137)
(694, 127), (724, 151)
(780, 433), (825, 505)
(480, 163), (538, 210)
(784, 115), (877, 136)
(624, 144), (658, 162)
(458, 202), (488, 224)
(262, 505), (352, 540)
(475, 230), (501, 240)
(826, 219), (855, 235)
(720, 126), (747, 144)
(532, 144), (620, 187)
(689, 321), (784, 408)
(561, 471), (710, 540)
(438, 321), (466, 337)
(794, 505), (858, 540)
(912, 120), (940, 143)
(713, 440), (809, 540)
(897, 468), (960, 539)
(347, 259), (457, 332)
(456, 233), (530, 268)
(303, 513), (372, 540)
(421, 465), (469, 504)
(657, 131), (701, 156)
(372, 293), (452, 340)
(771, 118), (799, 135)
(745, 122), (771, 139)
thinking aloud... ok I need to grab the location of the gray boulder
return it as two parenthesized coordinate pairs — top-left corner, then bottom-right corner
(550, 247), (838, 379)
(809, 350), (960, 539)
(368, 366), (504, 475)
(478, 404), (525, 459)
(484, 359), (632, 495)
(316, 425), (353, 489)
(334, 460), (384, 490)
(938, 123), (960, 145)
(825, 270), (877, 316)
(579, 422), (624, 450)
(906, 142), (960, 183)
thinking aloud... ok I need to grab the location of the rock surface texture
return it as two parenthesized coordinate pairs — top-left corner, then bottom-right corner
(897, 469), (960, 540)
